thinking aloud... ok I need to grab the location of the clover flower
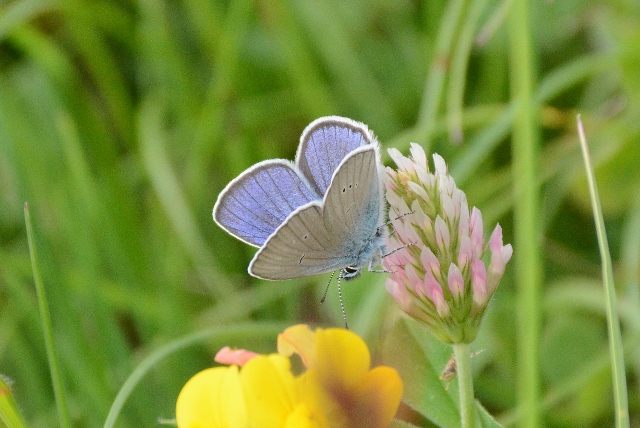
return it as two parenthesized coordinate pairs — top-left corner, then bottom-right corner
(384, 143), (512, 344)
(176, 325), (403, 428)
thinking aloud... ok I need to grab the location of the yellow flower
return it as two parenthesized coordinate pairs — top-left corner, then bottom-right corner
(176, 325), (403, 428)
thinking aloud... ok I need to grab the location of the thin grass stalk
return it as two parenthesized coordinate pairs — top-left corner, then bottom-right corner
(103, 323), (286, 428)
(621, 191), (640, 309)
(576, 116), (629, 428)
(187, 0), (252, 191)
(621, 191), (640, 381)
(138, 99), (234, 299)
(259, 0), (334, 117)
(475, 0), (511, 47)
(446, 0), (490, 144)
(296, 0), (397, 130)
(24, 204), (70, 428)
(507, 1), (541, 426)
(417, 0), (467, 149)
(499, 332), (640, 426)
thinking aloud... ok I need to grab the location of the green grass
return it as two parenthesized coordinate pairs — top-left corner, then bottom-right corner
(1, 0), (639, 426)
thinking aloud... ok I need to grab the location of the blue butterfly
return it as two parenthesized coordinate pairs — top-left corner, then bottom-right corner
(213, 116), (386, 282)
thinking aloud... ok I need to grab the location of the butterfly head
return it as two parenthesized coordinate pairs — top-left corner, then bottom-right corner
(340, 265), (362, 281)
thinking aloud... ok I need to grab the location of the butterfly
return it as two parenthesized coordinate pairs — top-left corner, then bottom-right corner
(213, 116), (387, 282)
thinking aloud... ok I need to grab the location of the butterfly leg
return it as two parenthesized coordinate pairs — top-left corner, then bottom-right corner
(319, 271), (349, 329)
(319, 271), (336, 304)
(367, 248), (396, 274)
(367, 242), (417, 274)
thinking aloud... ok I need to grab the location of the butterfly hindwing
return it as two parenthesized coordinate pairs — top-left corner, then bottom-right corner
(213, 160), (320, 247)
(248, 202), (351, 279)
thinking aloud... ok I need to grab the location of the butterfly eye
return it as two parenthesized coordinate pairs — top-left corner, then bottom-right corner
(341, 265), (361, 280)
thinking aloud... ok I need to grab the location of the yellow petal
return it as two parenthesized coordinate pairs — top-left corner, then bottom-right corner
(241, 354), (297, 428)
(284, 403), (328, 428)
(296, 369), (348, 427)
(315, 329), (370, 387)
(298, 366), (403, 428)
(176, 366), (247, 428)
(351, 366), (403, 428)
(277, 324), (317, 368)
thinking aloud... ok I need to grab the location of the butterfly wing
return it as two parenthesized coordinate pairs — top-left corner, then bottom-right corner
(249, 146), (384, 280)
(213, 160), (320, 247)
(295, 116), (376, 196)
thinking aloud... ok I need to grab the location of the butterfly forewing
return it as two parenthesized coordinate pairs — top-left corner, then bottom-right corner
(249, 147), (383, 280)
(213, 160), (320, 247)
(323, 146), (382, 242)
(296, 117), (374, 196)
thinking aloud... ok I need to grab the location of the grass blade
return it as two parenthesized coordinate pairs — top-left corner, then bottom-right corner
(0, 376), (27, 428)
(576, 116), (629, 428)
(24, 203), (70, 428)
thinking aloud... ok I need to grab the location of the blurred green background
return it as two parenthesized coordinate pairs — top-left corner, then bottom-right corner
(1, 0), (639, 426)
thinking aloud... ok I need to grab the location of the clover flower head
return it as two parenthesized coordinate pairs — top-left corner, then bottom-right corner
(384, 144), (513, 344)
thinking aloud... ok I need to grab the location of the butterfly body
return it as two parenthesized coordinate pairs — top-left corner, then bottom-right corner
(214, 116), (386, 281)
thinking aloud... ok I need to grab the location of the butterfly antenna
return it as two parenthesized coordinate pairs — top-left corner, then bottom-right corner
(337, 274), (349, 329)
(394, 210), (415, 221)
(320, 271), (336, 304)
(377, 210), (415, 234)
(382, 241), (416, 259)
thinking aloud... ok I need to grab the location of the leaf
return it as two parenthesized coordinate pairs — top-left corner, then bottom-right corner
(382, 317), (460, 427)
(478, 401), (504, 427)
(389, 419), (421, 428)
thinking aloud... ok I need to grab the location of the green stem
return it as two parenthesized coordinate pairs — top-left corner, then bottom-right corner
(453, 343), (476, 428)
(446, 0), (490, 144)
(508, 0), (541, 426)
